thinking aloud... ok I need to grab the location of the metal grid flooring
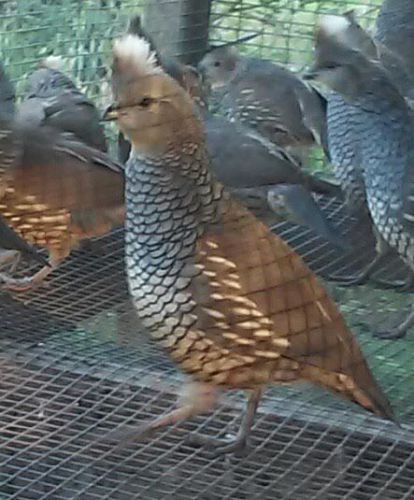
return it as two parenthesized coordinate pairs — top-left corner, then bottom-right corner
(1, 197), (414, 499)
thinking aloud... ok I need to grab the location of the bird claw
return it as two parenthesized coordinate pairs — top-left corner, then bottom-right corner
(186, 432), (249, 456)
(328, 273), (369, 287)
(373, 328), (407, 340)
(0, 274), (35, 292)
(0, 273), (42, 293)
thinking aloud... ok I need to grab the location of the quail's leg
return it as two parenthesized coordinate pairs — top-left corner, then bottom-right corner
(370, 269), (414, 292)
(188, 388), (263, 455)
(329, 252), (389, 286)
(105, 383), (219, 449)
(375, 305), (414, 340)
(0, 258), (57, 292)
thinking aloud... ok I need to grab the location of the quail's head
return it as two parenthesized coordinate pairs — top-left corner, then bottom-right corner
(104, 34), (203, 155)
(335, 10), (378, 58)
(304, 15), (376, 99)
(198, 46), (241, 89)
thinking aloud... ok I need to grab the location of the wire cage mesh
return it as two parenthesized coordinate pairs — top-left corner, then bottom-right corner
(0, 0), (413, 499)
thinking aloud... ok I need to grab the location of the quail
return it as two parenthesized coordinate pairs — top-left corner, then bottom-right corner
(119, 19), (346, 248)
(306, 15), (414, 339)
(198, 44), (329, 160)
(103, 33), (394, 453)
(0, 122), (124, 291)
(308, 12), (414, 289)
(18, 57), (107, 152)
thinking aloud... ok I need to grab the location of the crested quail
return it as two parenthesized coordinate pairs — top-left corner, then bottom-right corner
(18, 57), (107, 152)
(119, 19), (346, 248)
(308, 12), (414, 289)
(103, 33), (394, 453)
(198, 44), (329, 160)
(306, 15), (414, 339)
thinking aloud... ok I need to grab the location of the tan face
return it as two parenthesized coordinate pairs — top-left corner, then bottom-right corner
(108, 73), (203, 154)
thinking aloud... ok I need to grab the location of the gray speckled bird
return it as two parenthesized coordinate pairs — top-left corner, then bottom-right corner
(198, 46), (329, 159)
(102, 33), (394, 453)
(18, 57), (107, 152)
(311, 12), (414, 288)
(307, 15), (414, 339)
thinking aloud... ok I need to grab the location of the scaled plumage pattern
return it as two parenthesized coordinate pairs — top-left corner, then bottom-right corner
(306, 14), (414, 339)
(104, 32), (394, 454)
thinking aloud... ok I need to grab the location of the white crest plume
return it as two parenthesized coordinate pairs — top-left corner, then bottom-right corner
(40, 55), (64, 71)
(319, 14), (351, 38)
(113, 34), (162, 76)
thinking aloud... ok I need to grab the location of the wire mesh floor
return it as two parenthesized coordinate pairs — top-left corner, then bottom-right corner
(1, 210), (414, 499)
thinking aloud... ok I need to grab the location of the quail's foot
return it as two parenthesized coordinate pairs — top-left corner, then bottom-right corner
(374, 306), (414, 340)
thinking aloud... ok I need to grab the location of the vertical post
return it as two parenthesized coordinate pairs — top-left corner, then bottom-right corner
(143, 0), (212, 65)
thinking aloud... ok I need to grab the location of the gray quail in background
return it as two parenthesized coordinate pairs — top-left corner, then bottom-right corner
(306, 14), (414, 339)
(18, 57), (107, 152)
(103, 32), (394, 454)
(198, 44), (329, 160)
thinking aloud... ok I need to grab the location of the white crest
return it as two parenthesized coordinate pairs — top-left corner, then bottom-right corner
(319, 14), (351, 37)
(41, 55), (64, 70)
(113, 34), (161, 75)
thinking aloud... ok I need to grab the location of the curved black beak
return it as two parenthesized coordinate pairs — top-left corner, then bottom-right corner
(102, 103), (119, 122)
(302, 69), (318, 81)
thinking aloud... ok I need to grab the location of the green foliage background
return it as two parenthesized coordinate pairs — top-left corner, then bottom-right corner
(0, 0), (383, 162)
(0, 0), (382, 99)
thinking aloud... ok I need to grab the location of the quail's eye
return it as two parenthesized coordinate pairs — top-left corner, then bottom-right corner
(213, 61), (221, 67)
(324, 63), (339, 70)
(139, 96), (153, 107)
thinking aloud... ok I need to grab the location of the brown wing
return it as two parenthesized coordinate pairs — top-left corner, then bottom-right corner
(0, 126), (124, 259)
(9, 126), (123, 212)
(190, 199), (393, 420)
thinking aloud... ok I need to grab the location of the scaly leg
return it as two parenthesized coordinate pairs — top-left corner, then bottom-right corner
(375, 304), (414, 340)
(188, 388), (263, 455)
(329, 252), (389, 286)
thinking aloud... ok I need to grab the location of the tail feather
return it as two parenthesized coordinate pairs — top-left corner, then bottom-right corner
(301, 364), (396, 422)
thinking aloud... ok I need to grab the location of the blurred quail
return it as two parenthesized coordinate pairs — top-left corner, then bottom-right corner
(18, 57), (107, 152)
(198, 45), (329, 159)
(0, 122), (124, 291)
(103, 33), (394, 453)
(307, 15), (414, 339)
(0, 65), (47, 272)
